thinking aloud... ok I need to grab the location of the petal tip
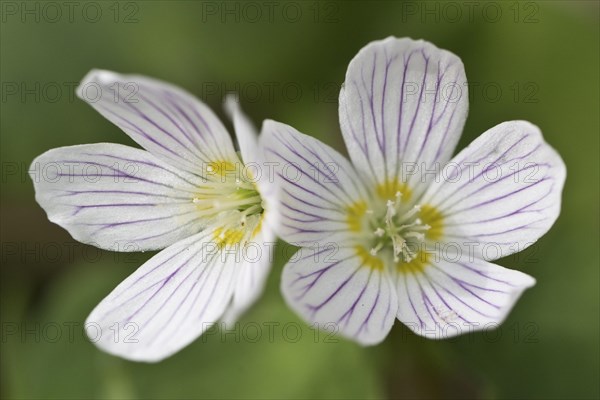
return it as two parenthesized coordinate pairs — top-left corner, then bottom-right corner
(223, 93), (240, 118)
(76, 69), (121, 101)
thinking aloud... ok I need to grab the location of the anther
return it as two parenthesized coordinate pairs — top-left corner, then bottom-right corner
(370, 242), (383, 255)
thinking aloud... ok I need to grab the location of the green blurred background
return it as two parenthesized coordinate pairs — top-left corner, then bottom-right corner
(1, 1), (598, 399)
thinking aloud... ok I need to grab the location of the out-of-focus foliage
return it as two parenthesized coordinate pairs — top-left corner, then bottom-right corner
(1, 1), (598, 398)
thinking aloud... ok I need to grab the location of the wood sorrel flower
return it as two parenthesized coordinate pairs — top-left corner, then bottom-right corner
(260, 37), (566, 344)
(30, 70), (275, 361)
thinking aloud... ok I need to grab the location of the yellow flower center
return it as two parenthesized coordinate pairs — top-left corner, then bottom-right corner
(347, 180), (444, 271)
(194, 159), (264, 247)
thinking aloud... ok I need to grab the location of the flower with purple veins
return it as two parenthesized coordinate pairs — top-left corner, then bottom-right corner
(30, 70), (275, 362)
(260, 37), (566, 344)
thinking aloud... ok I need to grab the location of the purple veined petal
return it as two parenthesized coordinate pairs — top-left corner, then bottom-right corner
(281, 246), (398, 345)
(396, 251), (535, 339)
(29, 143), (209, 251)
(221, 223), (276, 326)
(76, 69), (239, 175)
(259, 120), (372, 247)
(339, 37), (468, 198)
(420, 121), (566, 260)
(86, 225), (240, 362)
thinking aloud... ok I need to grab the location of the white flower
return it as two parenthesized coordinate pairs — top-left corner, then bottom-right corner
(260, 37), (566, 344)
(30, 70), (275, 362)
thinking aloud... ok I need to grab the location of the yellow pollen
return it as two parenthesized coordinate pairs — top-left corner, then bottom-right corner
(206, 160), (237, 178)
(346, 200), (368, 232)
(376, 180), (412, 201)
(355, 246), (384, 270)
(397, 251), (430, 274)
(419, 205), (444, 240)
(213, 227), (245, 248)
(251, 214), (263, 238)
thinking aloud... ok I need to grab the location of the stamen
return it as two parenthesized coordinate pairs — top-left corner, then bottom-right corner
(404, 232), (425, 240)
(191, 160), (263, 223)
(370, 242), (384, 256)
(411, 224), (431, 232)
(367, 199), (432, 264)
(385, 201), (396, 221)
(402, 205), (421, 220)
(241, 204), (262, 219)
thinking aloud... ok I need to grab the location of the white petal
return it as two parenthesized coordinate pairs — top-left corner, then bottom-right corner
(223, 95), (275, 221)
(225, 95), (279, 248)
(77, 69), (239, 174)
(86, 226), (239, 362)
(259, 120), (371, 247)
(281, 246), (398, 345)
(224, 95), (260, 165)
(420, 121), (566, 260)
(339, 37), (468, 196)
(221, 224), (275, 325)
(396, 252), (535, 339)
(30, 143), (207, 251)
